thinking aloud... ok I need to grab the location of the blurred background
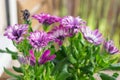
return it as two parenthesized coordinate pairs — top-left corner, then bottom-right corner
(0, 0), (120, 79)
(0, 0), (120, 47)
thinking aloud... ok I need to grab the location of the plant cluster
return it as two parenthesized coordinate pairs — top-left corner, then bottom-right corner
(0, 10), (120, 80)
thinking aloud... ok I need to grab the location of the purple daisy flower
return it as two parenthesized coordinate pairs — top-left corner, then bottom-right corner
(32, 13), (61, 25)
(39, 50), (56, 64)
(48, 25), (68, 45)
(28, 31), (51, 49)
(4, 24), (28, 43)
(104, 40), (119, 54)
(61, 16), (86, 35)
(80, 26), (103, 45)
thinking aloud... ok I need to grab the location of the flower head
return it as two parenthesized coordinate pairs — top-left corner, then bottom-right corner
(4, 24), (28, 43)
(80, 26), (103, 45)
(39, 50), (56, 64)
(48, 25), (68, 45)
(104, 40), (119, 54)
(28, 31), (51, 49)
(61, 16), (86, 35)
(32, 13), (61, 25)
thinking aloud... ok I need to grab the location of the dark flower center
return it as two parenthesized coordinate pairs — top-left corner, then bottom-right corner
(73, 26), (77, 29)
(57, 36), (64, 40)
(12, 30), (22, 39)
(43, 19), (50, 25)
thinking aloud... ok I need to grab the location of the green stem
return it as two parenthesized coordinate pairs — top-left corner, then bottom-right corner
(70, 37), (73, 54)
(24, 20), (33, 32)
(43, 24), (49, 32)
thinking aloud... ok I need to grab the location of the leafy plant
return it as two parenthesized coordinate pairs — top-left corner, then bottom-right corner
(0, 10), (120, 80)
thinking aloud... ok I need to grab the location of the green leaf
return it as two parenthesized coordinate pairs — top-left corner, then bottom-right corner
(16, 39), (32, 56)
(77, 32), (82, 40)
(90, 76), (96, 80)
(55, 46), (67, 60)
(36, 65), (44, 76)
(5, 48), (18, 59)
(57, 71), (70, 80)
(0, 48), (18, 59)
(108, 63), (120, 70)
(56, 65), (70, 80)
(68, 54), (77, 64)
(0, 48), (18, 55)
(0, 49), (6, 53)
(4, 68), (21, 79)
(99, 73), (116, 80)
(13, 66), (23, 73)
(80, 63), (94, 75)
(49, 45), (56, 54)
(52, 58), (68, 75)
(112, 72), (119, 78)
(11, 54), (18, 60)
(6, 48), (18, 54)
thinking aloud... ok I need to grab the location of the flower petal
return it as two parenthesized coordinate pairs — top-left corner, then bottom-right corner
(41, 50), (50, 59)
(47, 54), (56, 61)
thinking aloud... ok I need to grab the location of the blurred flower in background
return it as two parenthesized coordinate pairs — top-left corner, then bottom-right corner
(80, 26), (103, 45)
(104, 40), (119, 54)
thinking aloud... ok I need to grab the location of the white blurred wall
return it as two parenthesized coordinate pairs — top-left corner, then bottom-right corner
(0, 0), (18, 77)
(0, 0), (7, 34)
(9, 0), (18, 25)
(0, 0), (11, 76)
